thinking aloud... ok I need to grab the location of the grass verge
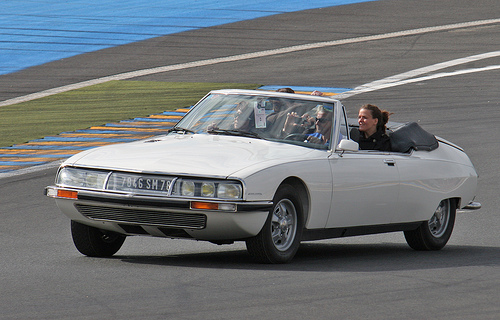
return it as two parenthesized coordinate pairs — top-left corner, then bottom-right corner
(0, 81), (259, 147)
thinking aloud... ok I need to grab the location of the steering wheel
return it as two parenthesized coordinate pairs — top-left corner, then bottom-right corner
(284, 133), (308, 141)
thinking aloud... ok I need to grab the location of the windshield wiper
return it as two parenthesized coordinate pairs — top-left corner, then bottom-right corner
(207, 129), (264, 140)
(168, 127), (195, 134)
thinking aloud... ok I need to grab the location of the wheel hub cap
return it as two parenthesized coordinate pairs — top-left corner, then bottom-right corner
(271, 199), (297, 251)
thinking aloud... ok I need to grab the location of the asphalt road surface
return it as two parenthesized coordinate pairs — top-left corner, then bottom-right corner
(1, 0), (499, 319)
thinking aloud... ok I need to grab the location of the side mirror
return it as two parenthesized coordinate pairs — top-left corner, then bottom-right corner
(337, 139), (359, 152)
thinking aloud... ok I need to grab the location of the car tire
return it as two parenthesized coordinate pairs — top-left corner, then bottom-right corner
(71, 221), (126, 257)
(404, 199), (456, 251)
(245, 184), (303, 263)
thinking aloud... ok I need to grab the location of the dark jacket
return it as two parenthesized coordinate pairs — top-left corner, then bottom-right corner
(357, 128), (392, 151)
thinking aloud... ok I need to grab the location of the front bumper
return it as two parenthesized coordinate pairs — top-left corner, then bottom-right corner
(46, 186), (272, 241)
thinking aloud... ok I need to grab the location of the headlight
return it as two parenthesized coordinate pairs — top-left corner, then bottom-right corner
(201, 182), (216, 197)
(217, 183), (242, 199)
(56, 167), (108, 189)
(174, 179), (242, 199)
(181, 181), (195, 196)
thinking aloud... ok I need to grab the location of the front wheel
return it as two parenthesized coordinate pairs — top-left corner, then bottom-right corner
(71, 221), (126, 257)
(404, 199), (456, 251)
(246, 184), (303, 263)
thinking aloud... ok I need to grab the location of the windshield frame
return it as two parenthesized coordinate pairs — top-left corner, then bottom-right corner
(174, 89), (342, 150)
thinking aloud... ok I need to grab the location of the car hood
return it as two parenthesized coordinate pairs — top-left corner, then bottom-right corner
(65, 133), (319, 178)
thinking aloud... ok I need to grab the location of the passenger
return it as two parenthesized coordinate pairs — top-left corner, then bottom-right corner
(282, 106), (332, 145)
(266, 95), (294, 130)
(269, 98), (285, 114)
(356, 104), (392, 151)
(265, 99), (283, 128)
(306, 106), (332, 144)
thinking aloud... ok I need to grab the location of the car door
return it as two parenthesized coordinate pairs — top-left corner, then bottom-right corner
(325, 104), (400, 228)
(326, 151), (400, 228)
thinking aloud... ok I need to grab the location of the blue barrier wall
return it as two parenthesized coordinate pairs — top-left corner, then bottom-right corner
(1, 0), (374, 75)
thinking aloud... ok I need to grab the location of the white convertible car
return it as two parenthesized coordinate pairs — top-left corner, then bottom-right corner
(46, 89), (478, 263)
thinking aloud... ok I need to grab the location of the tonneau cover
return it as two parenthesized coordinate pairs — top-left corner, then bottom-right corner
(389, 122), (438, 153)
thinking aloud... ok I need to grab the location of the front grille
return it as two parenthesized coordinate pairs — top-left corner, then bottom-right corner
(75, 204), (206, 229)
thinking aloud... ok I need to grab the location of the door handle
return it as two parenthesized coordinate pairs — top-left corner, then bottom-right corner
(384, 159), (396, 166)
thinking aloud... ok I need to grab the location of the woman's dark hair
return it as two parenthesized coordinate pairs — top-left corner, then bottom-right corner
(276, 87), (295, 93)
(360, 104), (393, 132)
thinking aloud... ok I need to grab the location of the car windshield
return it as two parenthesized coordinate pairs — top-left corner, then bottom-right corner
(175, 92), (335, 149)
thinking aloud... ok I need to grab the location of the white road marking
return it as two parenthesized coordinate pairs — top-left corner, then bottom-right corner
(336, 52), (500, 99)
(0, 160), (63, 179)
(1, 18), (499, 107)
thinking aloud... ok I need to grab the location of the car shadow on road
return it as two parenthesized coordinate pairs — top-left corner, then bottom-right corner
(118, 242), (500, 272)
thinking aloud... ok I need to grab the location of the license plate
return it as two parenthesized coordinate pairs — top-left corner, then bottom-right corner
(107, 172), (173, 194)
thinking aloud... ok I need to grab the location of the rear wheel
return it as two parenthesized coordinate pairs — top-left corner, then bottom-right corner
(71, 221), (126, 257)
(404, 199), (456, 251)
(246, 184), (303, 263)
